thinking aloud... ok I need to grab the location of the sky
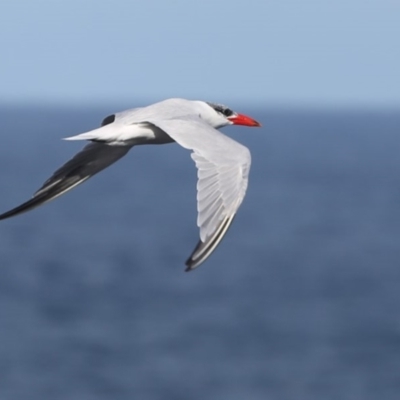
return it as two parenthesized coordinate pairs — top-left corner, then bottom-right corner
(0, 0), (399, 107)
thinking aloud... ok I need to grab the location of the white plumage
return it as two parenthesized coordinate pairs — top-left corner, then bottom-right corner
(0, 98), (261, 270)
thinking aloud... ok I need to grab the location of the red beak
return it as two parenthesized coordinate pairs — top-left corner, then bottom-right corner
(228, 113), (261, 127)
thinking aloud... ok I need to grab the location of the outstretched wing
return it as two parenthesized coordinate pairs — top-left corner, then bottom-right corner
(0, 142), (132, 220)
(150, 116), (251, 270)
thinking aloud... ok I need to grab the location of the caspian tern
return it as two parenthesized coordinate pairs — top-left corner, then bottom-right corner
(0, 98), (261, 270)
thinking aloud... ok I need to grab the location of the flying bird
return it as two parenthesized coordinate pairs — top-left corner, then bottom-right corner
(0, 98), (261, 270)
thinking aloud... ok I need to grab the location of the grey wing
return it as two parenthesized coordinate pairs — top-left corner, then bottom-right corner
(149, 117), (251, 271)
(0, 142), (132, 220)
(185, 151), (250, 270)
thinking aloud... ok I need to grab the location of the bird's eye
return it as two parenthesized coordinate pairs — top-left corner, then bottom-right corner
(223, 108), (233, 117)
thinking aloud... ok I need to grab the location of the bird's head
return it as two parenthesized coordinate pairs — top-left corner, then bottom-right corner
(204, 101), (261, 129)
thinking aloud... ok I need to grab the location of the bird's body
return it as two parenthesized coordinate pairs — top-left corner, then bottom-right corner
(0, 98), (261, 270)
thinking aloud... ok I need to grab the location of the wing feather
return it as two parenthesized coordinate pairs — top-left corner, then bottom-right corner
(149, 116), (251, 270)
(0, 142), (132, 220)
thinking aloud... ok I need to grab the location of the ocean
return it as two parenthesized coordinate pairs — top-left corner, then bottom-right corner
(0, 105), (399, 399)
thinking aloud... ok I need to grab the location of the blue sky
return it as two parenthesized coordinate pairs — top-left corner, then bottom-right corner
(0, 0), (399, 107)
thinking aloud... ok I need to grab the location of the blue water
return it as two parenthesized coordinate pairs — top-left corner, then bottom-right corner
(0, 105), (400, 399)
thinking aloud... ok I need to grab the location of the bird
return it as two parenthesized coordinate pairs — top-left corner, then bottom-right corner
(0, 98), (261, 270)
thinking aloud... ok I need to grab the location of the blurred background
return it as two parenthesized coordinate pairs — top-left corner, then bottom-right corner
(0, 1), (400, 399)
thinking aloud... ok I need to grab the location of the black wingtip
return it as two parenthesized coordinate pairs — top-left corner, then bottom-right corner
(184, 239), (205, 271)
(0, 197), (42, 221)
(185, 259), (195, 272)
(184, 262), (195, 272)
(184, 215), (236, 272)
